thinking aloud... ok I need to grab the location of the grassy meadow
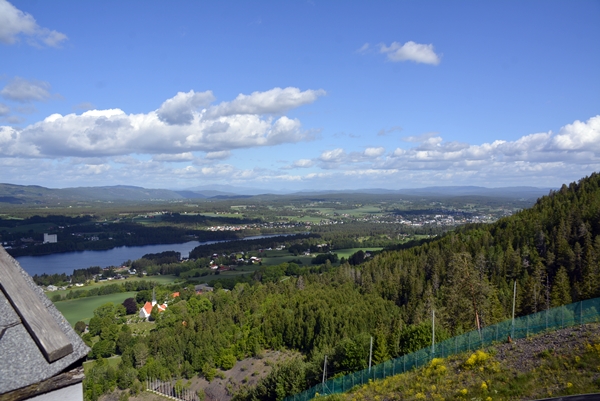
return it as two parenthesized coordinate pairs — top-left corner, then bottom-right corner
(45, 274), (180, 299)
(53, 291), (137, 325)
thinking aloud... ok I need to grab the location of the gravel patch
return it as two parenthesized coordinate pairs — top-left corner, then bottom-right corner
(493, 324), (600, 374)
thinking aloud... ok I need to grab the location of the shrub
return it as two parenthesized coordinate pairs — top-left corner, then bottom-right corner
(74, 321), (87, 334)
(463, 350), (489, 369)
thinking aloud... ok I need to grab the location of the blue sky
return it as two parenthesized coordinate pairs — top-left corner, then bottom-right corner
(1, 0), (599, 191)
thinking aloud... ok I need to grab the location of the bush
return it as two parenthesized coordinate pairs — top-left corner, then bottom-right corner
(122, 298), (138, 315)
(74, 321), (87, 334)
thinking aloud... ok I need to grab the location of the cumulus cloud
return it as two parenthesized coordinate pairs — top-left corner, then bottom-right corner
(364, 147), (385, 157)
(157, 90), (215, 125)
(382, 116), (600, 171)
(0, 102), (9, 116)
(205, 150), (231, 160)
(550, 117), (600, 152)
(402, 131), (439, 143)
(0, 0), (67, 47)
(153, 152), (195, 162)
(205, 87), (325, 118)
(293, 159), (314, 168)
(0, 87), (322, 158)
(380, 41), (441, 65)
(308, 116), (600, 186)
(1, 77), (52, 103)
(319, 148), (346, 163)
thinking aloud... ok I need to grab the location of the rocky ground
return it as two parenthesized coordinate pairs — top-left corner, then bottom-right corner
(493, 323), (600, 374)
(102, 350), (297, 401)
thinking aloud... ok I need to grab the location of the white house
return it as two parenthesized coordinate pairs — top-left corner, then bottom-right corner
(43, 233), (57, 244)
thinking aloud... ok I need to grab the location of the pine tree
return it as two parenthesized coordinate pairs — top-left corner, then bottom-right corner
(550, 266), (572, 307)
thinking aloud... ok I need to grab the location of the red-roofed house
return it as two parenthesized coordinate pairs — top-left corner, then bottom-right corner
(139, 300), (167, 320)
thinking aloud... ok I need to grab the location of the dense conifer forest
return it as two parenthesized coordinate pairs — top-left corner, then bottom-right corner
(83, 173), (600, 401)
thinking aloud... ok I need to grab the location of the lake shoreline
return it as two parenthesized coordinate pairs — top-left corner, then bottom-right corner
(15, 233), (304, 277)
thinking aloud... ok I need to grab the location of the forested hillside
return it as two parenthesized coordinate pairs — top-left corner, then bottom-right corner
(85, 173), (600, 401)
(354, 172), (600, 335)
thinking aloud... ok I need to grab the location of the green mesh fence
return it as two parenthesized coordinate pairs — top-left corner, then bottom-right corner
(284, 297), (600, 401)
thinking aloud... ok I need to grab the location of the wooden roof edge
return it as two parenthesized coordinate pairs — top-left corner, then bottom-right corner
(0, 247), (73, 363)
(0, 366), (85, 401)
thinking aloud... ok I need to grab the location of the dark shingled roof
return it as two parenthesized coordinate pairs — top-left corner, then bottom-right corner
(0, 246), (90, 396)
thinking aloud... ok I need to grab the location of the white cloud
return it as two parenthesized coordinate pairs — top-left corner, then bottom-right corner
(0, 88), (322, 158)
(306, 116), (600, 186)
(380, 41), (441, 65)
(0, 102), (9, 116)
(319, 148), (346, 163)
(392, 148), (405, 157)
(402, 131), (439, 143)
(205, 150), (231, 160)
(364, 147), (385, 157)
(153, 152), (195, 162)
(380, 116), (600, 171)
(0, 0), (67, 47)
(293, 159), (314, 168)
(205, 87), (325, 118)
(157, 90), (215, 125)
(1, 77), (52, 103)
(549, 117), (600, 152)
(41, 30), (67, 47)
(356, 43), (370, 53)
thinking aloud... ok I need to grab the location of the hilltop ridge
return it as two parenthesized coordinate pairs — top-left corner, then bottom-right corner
(0, 183), (552, 204)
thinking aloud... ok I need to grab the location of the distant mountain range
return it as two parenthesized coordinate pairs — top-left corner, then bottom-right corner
(0, 183), (553, 204)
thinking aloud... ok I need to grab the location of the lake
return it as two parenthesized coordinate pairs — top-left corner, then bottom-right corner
(15, 234), (293, 277)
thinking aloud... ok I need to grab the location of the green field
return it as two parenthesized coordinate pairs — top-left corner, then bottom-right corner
(260, 254), (314, 266)
(46, 274), (181, 298)
(334, 247), (383, 259)
(83, 356), (122, 373)
(53, 291), (137, 326)
(287, 215), (327, 223)
(0, 222), (56, 233)
(334, 205), (383, 216)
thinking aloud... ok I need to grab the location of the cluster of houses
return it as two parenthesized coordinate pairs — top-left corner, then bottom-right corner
(138, 284), (214, 320)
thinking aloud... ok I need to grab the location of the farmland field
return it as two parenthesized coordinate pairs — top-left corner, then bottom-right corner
(334, 247), (383, 259)
(53, 291), (137, 326)
(259, 254), (314, 266)
(45, 274), (180, 298)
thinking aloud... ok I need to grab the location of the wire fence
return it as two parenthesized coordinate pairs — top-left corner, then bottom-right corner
(284, 297), (600, 401)
(146, 378), (199, 401)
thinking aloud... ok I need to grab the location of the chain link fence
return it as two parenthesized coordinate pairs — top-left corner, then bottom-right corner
(284, 297), (600, 401)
